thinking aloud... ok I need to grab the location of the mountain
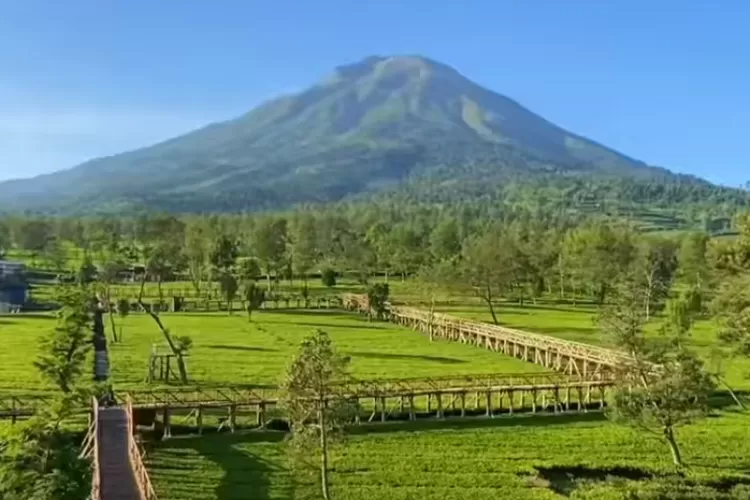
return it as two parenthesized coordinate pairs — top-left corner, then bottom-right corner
(0, 55), (713, 213)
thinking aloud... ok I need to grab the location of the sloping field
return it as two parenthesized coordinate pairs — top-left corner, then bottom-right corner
(147, 412), (750, 500)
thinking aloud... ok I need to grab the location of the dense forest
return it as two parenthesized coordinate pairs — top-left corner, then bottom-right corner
(2, 201), (749, 318)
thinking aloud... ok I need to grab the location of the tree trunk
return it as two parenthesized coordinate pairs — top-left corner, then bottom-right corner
(717, 376), (746, 410)
(597, 282), (607, 305)
(428, 297), (435, 342)
(106, 290), (118, 343)
(644, 271), (654, 321)
(138, 277), (188, 384)
(484, 284), (499, 325)
(663, 425), (683, 467)
(319, 403), (331, 500)
(228, 299), (233, 315)
(157, 277), (164, 309)
(176, 355), (189, 385)
(266, 272), (272, 293)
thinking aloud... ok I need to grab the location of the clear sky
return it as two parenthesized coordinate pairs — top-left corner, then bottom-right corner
(1, 0), (748, 186)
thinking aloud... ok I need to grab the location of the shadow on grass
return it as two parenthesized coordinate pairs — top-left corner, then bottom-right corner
(531, 464), (750, 497)
(259, 319), (383, 331)
(347, 412), (608, 435)
(261, 309), (348, 318)
(188, 432), (290, 500)
(0, 319), (17, 325)
(708, 390), (750, 411)
(533, 465), (653, 496)
(345, 351), (468, 365)
(12, 313), (56, 320)
(206, 344), (279, 353)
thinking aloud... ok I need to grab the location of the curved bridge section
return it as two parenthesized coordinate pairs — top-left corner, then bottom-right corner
(343, 294), (630, 375)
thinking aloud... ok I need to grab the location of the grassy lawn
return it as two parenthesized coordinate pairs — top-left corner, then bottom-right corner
(146, 411), (750, 500)
(0, 308), (544, 396)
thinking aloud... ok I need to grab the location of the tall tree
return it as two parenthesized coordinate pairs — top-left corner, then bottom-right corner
(429, 217), (462, 263)
(253, 217), (288, 292)
(137, 276), (191, 384)
(242, 281), (266, 321)
(145, 243), (184, 305)
(281, 330), (350, 500)
(563, 222), (636, 304)
(15, 218), (53, 265)
(637, 237), (679, 320)
(218, 272), (239, 315)
(0, 406), (91, 500)
(677, 231), (710, 288)
(460, 227), (518, 324)
(414, 261), (455, 341)
(98, 258), (126, 342)
(184, 218), (212, 296)
(34, 287), (92, 394)
(599, 279), (715, 467)
(288, 213), (319, 294)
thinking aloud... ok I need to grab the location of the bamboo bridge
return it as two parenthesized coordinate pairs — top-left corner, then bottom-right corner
(342, 293), (630, 376)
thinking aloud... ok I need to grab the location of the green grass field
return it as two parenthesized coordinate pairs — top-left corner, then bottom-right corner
(146, 411), (750, 500)
(0, 308), (544, 395)
(4, 278), (750, 499)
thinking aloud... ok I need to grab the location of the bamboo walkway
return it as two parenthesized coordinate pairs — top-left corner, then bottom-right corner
(81, 399), (158, 500)
(342, 294), (631, 375)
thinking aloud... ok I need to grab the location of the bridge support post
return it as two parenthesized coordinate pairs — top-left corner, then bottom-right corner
(436, 393), (443, 419)
(380, 397), (387, 422)
(162, 407), (171, 440)
(229, 405), (237, 432)
(485, 392), (492, 418)
(409, 396), (416, 421)
(531, 390), (537, 413)
(508, 390), (514, 415)
(257, 403), (266, 427)
(460, 393), (466, 417)
(196, 406), (203, 435)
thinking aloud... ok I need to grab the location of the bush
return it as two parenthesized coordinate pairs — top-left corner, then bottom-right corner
(321, 269), (337, 288)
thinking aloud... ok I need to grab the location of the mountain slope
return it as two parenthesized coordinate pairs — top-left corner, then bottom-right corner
(0, 55), (702, 213)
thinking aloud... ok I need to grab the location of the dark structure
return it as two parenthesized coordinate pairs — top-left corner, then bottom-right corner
(0, 261), (28, 312)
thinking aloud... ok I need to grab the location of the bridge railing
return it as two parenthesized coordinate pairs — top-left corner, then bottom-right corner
(126, 397), (158, 500)
(342, 293), (630, 368)
(80, 397), (100, 500)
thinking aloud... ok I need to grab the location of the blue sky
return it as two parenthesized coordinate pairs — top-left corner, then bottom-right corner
(1, 0), (748, 186)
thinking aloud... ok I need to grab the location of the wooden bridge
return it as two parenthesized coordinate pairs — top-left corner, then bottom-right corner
(343, 294), (631, 375)
(81, 397), (158, 500)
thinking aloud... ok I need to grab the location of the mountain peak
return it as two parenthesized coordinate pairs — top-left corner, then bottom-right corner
(321, 54), (459, 86)
(0, 55), (675, 213)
